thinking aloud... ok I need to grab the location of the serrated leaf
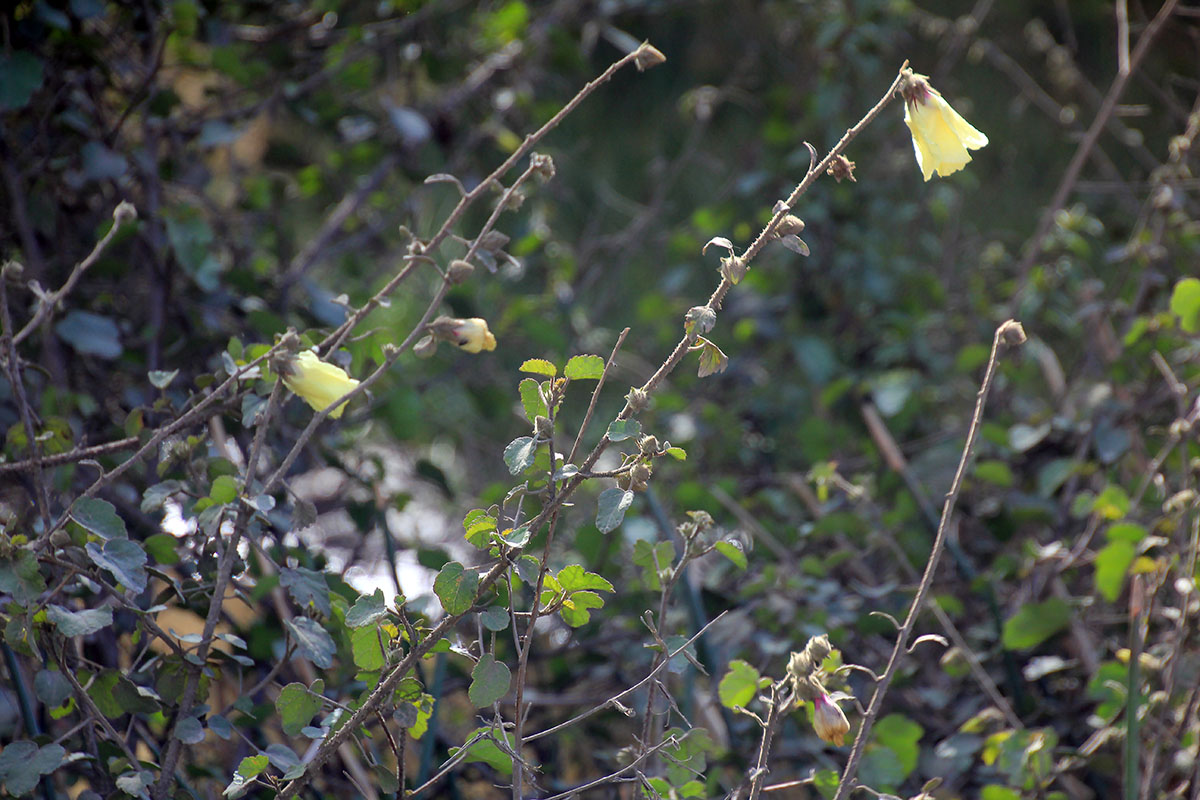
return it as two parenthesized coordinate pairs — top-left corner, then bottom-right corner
(148, 369), (179, 389)
(519, 358), (556, 377)
(464, 509), (499, 548)
(0, 550), (47, 605)
(0, 741), (63, 797)
(346, 589), (387, 627)
(351, 626), (387, 671)
(85, 538), (148, 593)
(718, 660), (761, 708)
(503, 436), (538, 475)
(557, 590), (605, 627)
(695, 337), (728, 378)
(714, 541), (747, 569)
(276, 682), (323, 737)
(518, 377), (548, 422)
(281, 567), (331, 616)
(557, 564), (615, 593)
(596, 488), (634, 533)
(563, 354), (605, 380)
(46, 604), (113, 637)
(71, 497), (127, 539)
(702, 236), (734, 255)
(434, 561), (478, 615)
(606, 419), (642, 442)
(285, 618), (335, 668)
(236, 754), (270, 779)
(468, 654), (512, 707)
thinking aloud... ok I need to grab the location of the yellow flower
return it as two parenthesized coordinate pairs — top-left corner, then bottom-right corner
(282, 350), (360, 418)
(812, 692), (851, 746)
(447, 317), (497, 353)
(901, 70), (988, 181)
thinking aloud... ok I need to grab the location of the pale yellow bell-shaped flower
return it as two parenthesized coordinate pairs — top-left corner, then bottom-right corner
(901, 70), (988, 181)
(448, 317), (497, 353)
(812, 692), (851, 746)
(282, 350), (360, 418)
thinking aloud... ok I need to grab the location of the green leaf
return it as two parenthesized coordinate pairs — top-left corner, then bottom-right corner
(434, 562), (478, 615)
(714, 541), (747, 570)
(0, 52), (45, 111)
(718, 660), (761, 708)
(0, 551), (47, 605)
(85, 538), (148, 593)
(144, 533), (181, 565)
(285, 618), (335, 668)
(281, 567), (331, 616)
(695, 337), (728, 378)
(665, 446), (687, 461)
(813, 769), (840, 799)
(1095, 540), (1136, 602)
(563, 354), (605, 380)
(518, 378), (548, 422)
(519, 358), (556, 377)
(55, 310), (122, 359)
(468, 654), (512, 707)
(276, 681), (324, 737)
(595, 488), (634, 533)
(148, 369), (179, 389)
(974, 460), (1014, 487)
(480, 607), (510, 631)
(34, 670), (72, 707)
(556, 590), (605, 627)
(346, 589), (387, 628)
(115, 771), (153, 800)
(449, 726), (514, 774)
(632, 540), (675, 590)
(210, 475), (239, 504)
(0, 740), (64, 797)
(981, 787), (1022, 800)
(872, 713), (923, 777)
(1106, 522), (1146, 544)
(1002, 598), (1072, 650)
(351, 626), (387, 671)
(503, 436), (538, 475)
(606, 419), (642, 442)
(71, 497), (128, 539)
(46, 604), (113, 637)
(236, 754), (271, 779)
(556, 564), (615, 593)
(175, 716), (205, 744)
(1170, 277), (1200, 333)
(1094, 485), (1130, 520)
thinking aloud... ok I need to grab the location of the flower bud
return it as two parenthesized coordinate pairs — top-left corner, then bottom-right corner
(531, 152), (556, 182)
(776, 214), (805, 236)
(413, 334), (437, 359)
(629, 462), (653, 492)
(113, 200), (138, 224)
(720, 256), (748, 285)
(805, 634), (832, 665)
(446, 259), (474, 285)
(638, 435), (659, 455)
(826, 155), (856, 183)
(787, 650), (814, 682)
(625, 387), (649, 412)
(427, 316), (497, 353)
(477, 230), (510, 253)
(617, 473), (632, 491)
(534, 415), (553, 439)
(634, 42), (666, 72)
(812, 693), (850, 746)
(684, 306), (716, 337)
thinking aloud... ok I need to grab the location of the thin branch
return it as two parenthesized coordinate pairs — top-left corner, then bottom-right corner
(829, 320), (1026, 800)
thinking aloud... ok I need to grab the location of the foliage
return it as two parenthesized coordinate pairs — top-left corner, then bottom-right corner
(1, 2), (1199, 800)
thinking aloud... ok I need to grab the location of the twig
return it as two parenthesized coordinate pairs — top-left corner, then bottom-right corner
(1007, 0), (1180, 311)
(567, 327), (629, 465)
(829, 320), (1025, 800)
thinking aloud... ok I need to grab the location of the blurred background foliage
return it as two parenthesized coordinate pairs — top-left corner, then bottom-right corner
(3, 0), (1200, 798)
